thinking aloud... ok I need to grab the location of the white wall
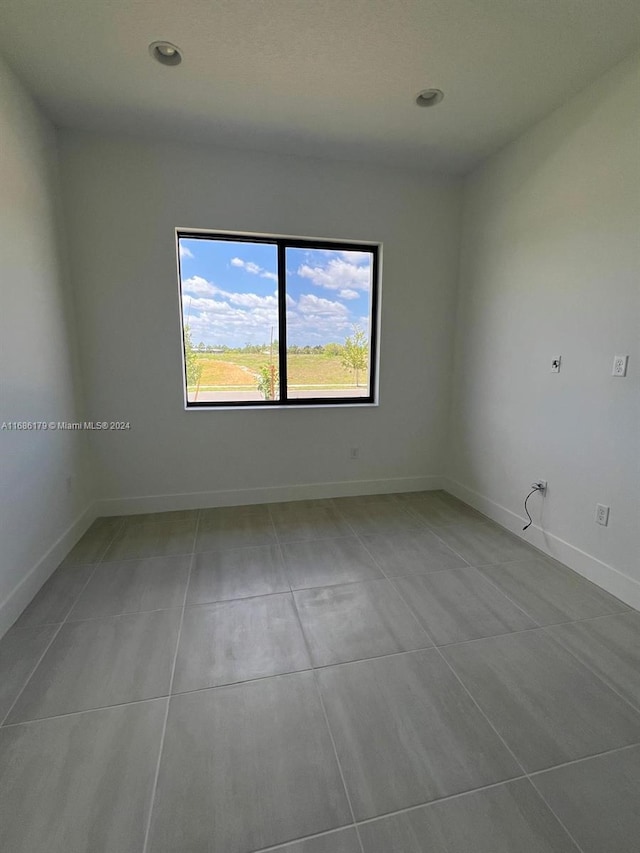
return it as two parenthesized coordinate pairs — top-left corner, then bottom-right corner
(0, 56), (93, 635)
(58, 131), (462, 511)
(449, 53), (640, 607)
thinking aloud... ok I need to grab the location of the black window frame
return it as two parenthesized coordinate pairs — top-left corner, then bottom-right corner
(177, 230), (380, 408)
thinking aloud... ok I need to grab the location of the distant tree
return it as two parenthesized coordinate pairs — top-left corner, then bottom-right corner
(324, 342), (343, 357)
(341, 327), (368, 387)
(184, 325), (203, 389)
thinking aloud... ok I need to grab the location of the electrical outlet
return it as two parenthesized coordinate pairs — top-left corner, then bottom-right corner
(550, 357), (561, 373)
(595, 504), (610, 526)
(349, 447), (359, 460)
(532, 480), (547, 492)
(612, 355), (628, 377)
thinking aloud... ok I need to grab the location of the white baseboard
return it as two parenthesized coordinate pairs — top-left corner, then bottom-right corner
(444, 477), (640, 611)
(0, 503), (98, 639)
(95, 475), (444, 517)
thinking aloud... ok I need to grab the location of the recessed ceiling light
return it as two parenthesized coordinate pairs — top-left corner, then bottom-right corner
(149, 41), (182, 66)
(416, 88), (444, 107)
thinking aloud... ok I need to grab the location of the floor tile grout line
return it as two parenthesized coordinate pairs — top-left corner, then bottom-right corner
(324, 527), (543, 652)
(350, 532), (437, 645)
(352, 773), (528, 829)
(309, 531), (532, 847)
(546, 607), (638, 626)
(0, 552), (110, 728)
(267, 510), (295, 597)
(528, 741), (640, 778)
(288, 587), (366, 853)
(1, 651), (438, 729)
(384, 572), (536, 781)
(290, 520), (634, 853)
(0, 694), (174, 729)
(101, 549), (195, 564)
(423, 622), (586, 650)
(352, 530), (403, 583)
(249, 823), (359, 853)
(538, 626), (640, 718)
(62, 520), (173, 623)
(4, 664), (638, 763)
(140, 512), (199, 853)
(65, 604), (189, 624)
(472, 553), (628, 623)
(277, 532), (357, 546)
(422, 525), (544, 627)
(45, 582), (635, 630)
(459, 565), (542, 625)
(525, 775), (588, 853)
(429, 633), (589, 853)
(353, 774), (583, 853)
(426, 507), (633, 613)
(363, 505), (633, 638)
(429, 500), (633, 610)
(292, 516), (604, 853)
(1, 646), (460, 729)
(170, 666), (317, 697)
(429, 640), (590, 850)
(80, 550), (195, 568)
(0, 621), (65, 728)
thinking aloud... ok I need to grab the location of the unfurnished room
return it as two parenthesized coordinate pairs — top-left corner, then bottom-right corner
(0, 2), (639, 852)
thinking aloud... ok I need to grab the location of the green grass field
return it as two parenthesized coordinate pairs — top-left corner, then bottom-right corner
(192, 352), (368, 391)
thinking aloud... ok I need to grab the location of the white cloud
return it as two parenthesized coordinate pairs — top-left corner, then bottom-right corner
(179, 244), (194, 259)
(231, 256), (278, 282)
(183, 296), (235, 313)
(297, 258), (371, 292)
(186, 300), (278, 340)
(227, 292), (277, 309)
(182, 276), (277, 309)
(182, 276), (278, 345)
(182, 264), (368, 347)
(297, 293), (350, 317)
(182, 275), (217, 295)
(339, 250), (369, 264)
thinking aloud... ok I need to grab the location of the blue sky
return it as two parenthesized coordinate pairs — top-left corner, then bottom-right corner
(179, 237), (372, 347)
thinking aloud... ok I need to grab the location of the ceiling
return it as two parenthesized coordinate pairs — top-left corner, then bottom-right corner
(1, 0), (638, 173)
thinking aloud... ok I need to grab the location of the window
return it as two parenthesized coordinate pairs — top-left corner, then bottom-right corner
(177, 230), (380, 407)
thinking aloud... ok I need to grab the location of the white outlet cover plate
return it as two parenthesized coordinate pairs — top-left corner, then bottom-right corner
(551, 357), (561, 373)
(612, 355), (629, 377)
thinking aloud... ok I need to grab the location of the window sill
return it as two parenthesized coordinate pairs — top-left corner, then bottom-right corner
(183, 401), (379, 412)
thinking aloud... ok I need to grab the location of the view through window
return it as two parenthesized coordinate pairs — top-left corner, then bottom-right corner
(178, 232), (379, 406)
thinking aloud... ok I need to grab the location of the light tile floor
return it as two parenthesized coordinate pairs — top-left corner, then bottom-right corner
(1, 490), (638, 853)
